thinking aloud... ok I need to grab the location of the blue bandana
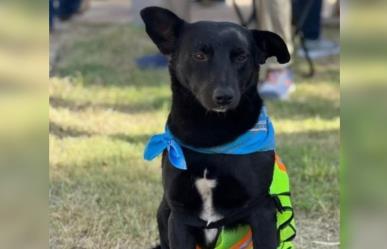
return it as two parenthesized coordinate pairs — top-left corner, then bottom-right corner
(144, 107), (275, 170)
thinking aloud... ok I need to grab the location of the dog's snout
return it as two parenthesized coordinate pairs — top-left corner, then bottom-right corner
(213, 88), (234, 106)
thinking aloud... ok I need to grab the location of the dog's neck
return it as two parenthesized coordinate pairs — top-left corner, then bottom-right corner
(167, 76), (263, 148)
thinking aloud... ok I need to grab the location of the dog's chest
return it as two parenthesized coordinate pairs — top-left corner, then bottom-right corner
(195, 169), (223, 245)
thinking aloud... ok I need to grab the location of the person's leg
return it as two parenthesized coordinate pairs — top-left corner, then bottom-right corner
(255, 0), (295, 100)
(295, 0), (322, 40)
(267, 0), (293, 57)
(57, 0), (82, 21)
(255, 0), (271, 30)
(49, 0), (54, 32)
(295, 0), (340, 59)
(256, 0), (293, 62)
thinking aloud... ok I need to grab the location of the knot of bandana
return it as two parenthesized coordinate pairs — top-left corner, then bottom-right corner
(143, 129), (187, 170)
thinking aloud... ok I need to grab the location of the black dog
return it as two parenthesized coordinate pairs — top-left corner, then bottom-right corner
(141, 6), (290, 249)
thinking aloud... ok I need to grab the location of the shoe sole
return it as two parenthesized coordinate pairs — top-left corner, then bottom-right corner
(297, 46), (340, 59)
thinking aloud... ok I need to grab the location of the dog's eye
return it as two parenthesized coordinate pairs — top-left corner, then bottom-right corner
(235, 53), (248, 63)
(192, 52), (208, 61)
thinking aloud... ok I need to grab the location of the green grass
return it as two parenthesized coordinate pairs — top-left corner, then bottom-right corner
(50, 24), (339, 249)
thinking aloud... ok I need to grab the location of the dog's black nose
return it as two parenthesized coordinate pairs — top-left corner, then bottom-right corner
(213, 88), (234, 106)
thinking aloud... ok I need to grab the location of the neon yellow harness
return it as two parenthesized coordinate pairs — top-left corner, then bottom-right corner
(197, 155), (296, 249)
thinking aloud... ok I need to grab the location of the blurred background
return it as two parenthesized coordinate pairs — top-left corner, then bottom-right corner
(341, 1), (387, 249)
(0, 1), (47, 249)
(0, 0), (386, 249)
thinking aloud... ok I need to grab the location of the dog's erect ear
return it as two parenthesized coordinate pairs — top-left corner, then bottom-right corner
(250, 30), (290, 64)
(140, 7), (185, 55)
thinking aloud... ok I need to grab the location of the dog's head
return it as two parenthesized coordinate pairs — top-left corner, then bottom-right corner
(140, 7), (290, 112)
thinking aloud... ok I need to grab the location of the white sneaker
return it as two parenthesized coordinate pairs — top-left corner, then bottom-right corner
(258, 68), (295, 101)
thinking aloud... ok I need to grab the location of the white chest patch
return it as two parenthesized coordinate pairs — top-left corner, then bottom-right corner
(195, 169), (223, 244)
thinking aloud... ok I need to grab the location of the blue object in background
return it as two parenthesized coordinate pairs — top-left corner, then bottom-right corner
(135, 53), (169, 70)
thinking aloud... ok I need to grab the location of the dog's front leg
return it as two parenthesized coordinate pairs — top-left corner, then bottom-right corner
(168, 213), (196, 249)
(157, 197), (171, 249)
(248, 200), (278, 249)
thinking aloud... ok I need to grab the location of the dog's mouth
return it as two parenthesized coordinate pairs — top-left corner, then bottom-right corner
(208, 100), (239, 113)
(212, 107), (228, 113)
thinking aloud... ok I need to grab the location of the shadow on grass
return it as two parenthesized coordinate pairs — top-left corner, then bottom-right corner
(50, 120), (152, 147)
(268, 94), (339, 120)
(49, 93), (338, 120)
(50, 121), (93, 138)
(50, 120), (152, 145)
(50, 95), (170, 114)
(110, 133), (151, 145)
(278, 128), (339, 141)
(55, 65), (169, 88)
